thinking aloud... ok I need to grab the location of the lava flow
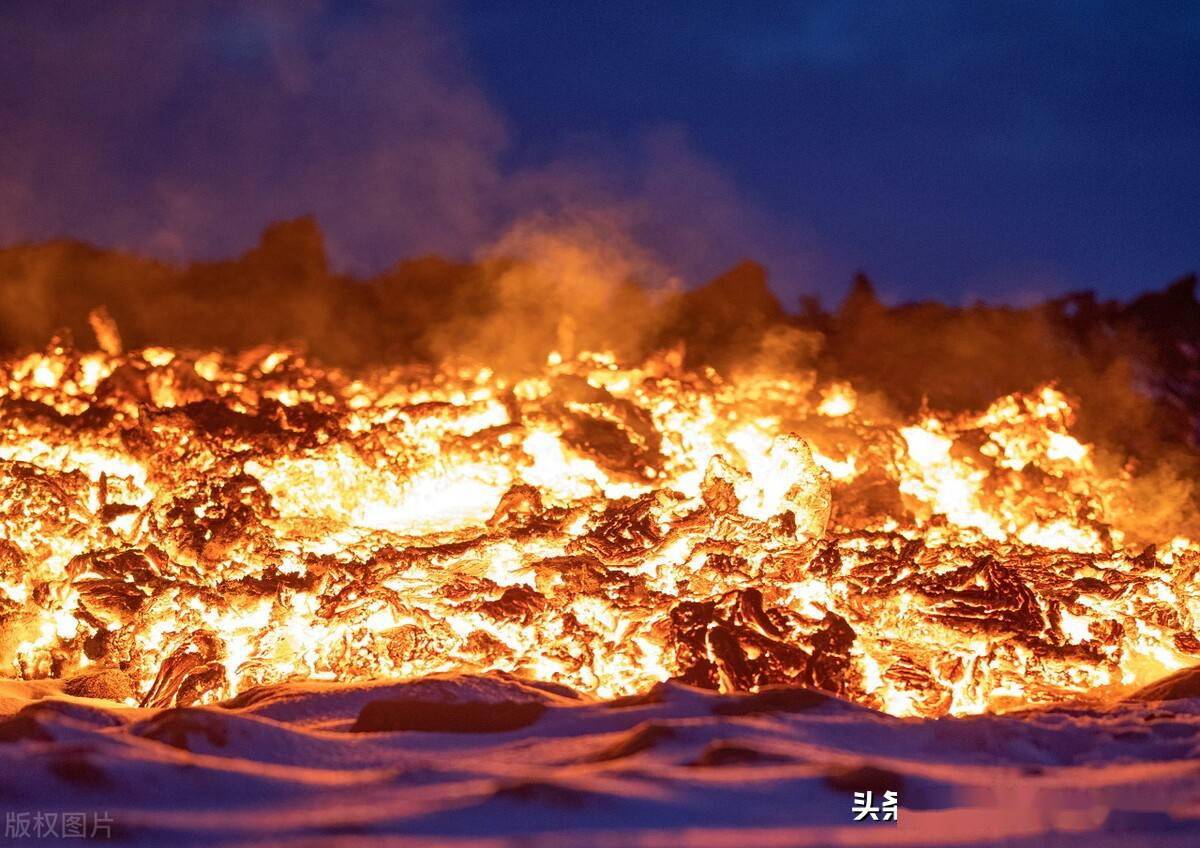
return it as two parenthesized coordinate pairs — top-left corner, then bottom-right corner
(2, 327), (1198, 718)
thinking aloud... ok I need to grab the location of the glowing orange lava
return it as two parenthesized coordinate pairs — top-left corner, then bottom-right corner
(2, 336), (1197, 716)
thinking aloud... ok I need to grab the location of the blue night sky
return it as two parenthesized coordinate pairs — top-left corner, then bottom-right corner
(1, 1), (1197, 305)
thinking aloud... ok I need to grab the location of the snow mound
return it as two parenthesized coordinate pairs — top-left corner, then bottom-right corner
(0, 673), (1198, 845)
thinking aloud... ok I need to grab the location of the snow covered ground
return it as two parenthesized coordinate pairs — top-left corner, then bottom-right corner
(2, 673), (1199, 846)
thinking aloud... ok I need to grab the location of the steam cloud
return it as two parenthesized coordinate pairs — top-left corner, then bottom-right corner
(0, 1), (829, 298)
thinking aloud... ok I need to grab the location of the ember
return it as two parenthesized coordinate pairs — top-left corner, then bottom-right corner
(3, 328), (1197, 717)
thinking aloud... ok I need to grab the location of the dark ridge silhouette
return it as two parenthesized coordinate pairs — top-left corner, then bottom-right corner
(652, 259), (784, 371)
(1, 217), (1197, 458)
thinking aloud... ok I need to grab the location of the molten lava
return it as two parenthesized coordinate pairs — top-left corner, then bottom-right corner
(2, 334), (1198, 717)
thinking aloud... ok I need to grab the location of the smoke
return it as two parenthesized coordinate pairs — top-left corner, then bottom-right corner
(419, 212), (673, 370)
(0, 1), (825, 302)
